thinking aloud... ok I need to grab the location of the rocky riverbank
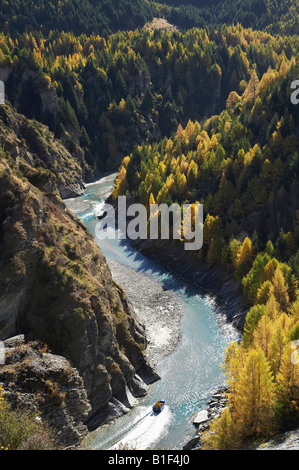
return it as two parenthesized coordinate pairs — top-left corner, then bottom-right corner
(184, 387), (299, 451)
(183, 387), (229, 450)
(107, 259), (184, 368)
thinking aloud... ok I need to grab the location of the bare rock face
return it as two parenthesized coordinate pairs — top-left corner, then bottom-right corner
(254, 430), (299, 450)
(40, 85), (58, 114)
(0, 128), (158, 446)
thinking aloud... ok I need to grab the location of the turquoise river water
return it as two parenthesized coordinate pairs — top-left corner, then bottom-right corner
(65, 173), (240, 451)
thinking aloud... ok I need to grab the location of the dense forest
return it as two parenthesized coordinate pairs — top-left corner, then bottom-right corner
(0, 0), (154, 36)
(0, 0), (298, 452)
(0, 25), (297, 171)
(2, 0), (298, 37)
(156, 0), (299, 35)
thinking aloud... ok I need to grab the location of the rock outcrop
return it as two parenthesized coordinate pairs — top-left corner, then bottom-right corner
(254, 430), (299, 450)
(1, 335), (91, 448)
(0, 103), (90, 198)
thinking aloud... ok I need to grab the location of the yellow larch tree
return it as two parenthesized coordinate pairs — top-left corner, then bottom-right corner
(232, 347), (277, 442)
(275, 343), (299, 428)
(271, 267), (290, 313)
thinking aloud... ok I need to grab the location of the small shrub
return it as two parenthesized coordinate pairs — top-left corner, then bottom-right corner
(0, 387), (55, 450)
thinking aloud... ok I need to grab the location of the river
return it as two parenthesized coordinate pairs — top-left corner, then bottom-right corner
(65, 173), (240, 451)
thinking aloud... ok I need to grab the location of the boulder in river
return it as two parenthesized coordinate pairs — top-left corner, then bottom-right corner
(193, 409), (209, 426)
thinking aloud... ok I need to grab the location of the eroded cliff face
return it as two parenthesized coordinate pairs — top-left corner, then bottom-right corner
(0, 103), (91, 198)
(0, 113), (158, 445)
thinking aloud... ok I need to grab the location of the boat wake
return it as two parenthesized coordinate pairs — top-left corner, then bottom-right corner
(110, 405), (172, 450)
